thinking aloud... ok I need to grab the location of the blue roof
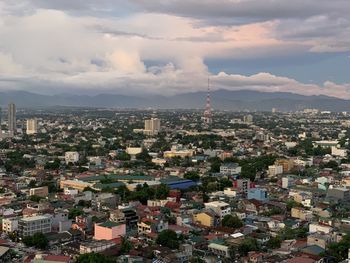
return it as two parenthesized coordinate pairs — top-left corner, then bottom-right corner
(163, 180), (197, 190)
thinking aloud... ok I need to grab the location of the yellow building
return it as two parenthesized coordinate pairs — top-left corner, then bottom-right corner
(163, 150), (194, 159)
(291, 207), (313, 221)
(59, 180), (93, 192)
(193, 211), (217, 227)
(275, 159), (294, 173)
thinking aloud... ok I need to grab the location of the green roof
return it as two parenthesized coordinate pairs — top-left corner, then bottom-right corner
(210, 238), (225, 245)
(80, 174), (154, 182)
(93, 182), (124, 189)
(99, 221), (120, 228)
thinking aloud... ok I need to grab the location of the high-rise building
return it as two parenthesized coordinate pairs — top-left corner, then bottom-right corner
(26, 118), (38, 135)
(8, 103), (16, 135)
(144, 118), (161, 135)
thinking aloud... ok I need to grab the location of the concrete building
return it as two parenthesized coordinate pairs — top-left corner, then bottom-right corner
(64, 151), (80, 164)
(94, 221), (126, 240)
(204, 201), (231, 218)
(275, 159), (294, 173)
(80, 240), (115, 254)
(26, 118), (38, 135)
(8, 103), (16, 135)
(29, 186), (49, 198)
(18, 215), (52, 237)
(282, 176), (295, 189)
(60, 180), (92, 192)
(208, 239), (230, 258)
(193, 211), (218, 227)
(268, 165), (283, 177)
(144, 118), (161, 135)
(220, 163), (242, 175)
(2, 217), (19, 234)
(247, 188), (268, 201)
(331, 146), (347, 157)
(327, 187), (350, 202)
(291, 207), (313, 221)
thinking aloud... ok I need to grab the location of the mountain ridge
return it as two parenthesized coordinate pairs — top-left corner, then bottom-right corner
(0, 89), (348, 111)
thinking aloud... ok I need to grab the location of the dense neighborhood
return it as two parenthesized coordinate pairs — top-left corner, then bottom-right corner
(1, 106), (350, 262)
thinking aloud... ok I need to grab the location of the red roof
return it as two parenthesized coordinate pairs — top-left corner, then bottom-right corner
(286, 257), (316, 263)
(43, 255), (71, 262)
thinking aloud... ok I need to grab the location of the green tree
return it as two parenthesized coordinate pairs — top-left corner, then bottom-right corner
(222, 215), (243, 228)
(23, 232), (48, 249)
(120, 236), (132, 254)
(156, 229), (179, 249)
(68, 208), (83, 219)
(29, 195), (43, 202)
(184, 171), (200, 181)
(324, 234), (350, 262)
(267, 236), (282, 249)
(238, 238), (258, 256)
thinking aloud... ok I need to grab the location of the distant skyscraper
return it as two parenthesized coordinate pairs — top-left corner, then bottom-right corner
(26, 118), (38, 135)
(8, 103), (16, 135)
(144, 118), (161, 135)
(203, 78), (212, 125)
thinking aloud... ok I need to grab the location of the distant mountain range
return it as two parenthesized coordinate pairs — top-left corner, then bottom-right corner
(0, 90), (349, 111)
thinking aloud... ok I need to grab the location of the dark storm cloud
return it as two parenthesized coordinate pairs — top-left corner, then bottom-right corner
(127, 0), (350, 22)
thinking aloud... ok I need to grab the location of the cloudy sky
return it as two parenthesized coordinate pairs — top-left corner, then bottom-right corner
(0, 0), (350, 97)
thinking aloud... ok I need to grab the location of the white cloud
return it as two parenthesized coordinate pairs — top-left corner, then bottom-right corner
(0, 0), (349, 99)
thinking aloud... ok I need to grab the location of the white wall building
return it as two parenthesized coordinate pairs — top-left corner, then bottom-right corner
(268, 165), (283, 177)
(26, 119), (38, 135)
(18, 215), (52, 237)
(2, 217), (18, 234)
(204, 201), (231, 218)
(64, 151), (80, 164)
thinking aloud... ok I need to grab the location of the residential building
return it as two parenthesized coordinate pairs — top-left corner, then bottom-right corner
(247, 188), (268, 201)
(94, 221), (126, 240)
(64, 151), (80, 164)
(2, 217), (19, 234)
(29, 186), (49, 197)
(18, 215), (52, 237)
(193, 211), (219, 227)
(220, 163), (242, 175)
(26, 118), (38, 135)
(8, 103), (16, 135)
(268, 165), (283, 177)
(144, 118), (161, 135)
(327, 187), (350, 202)
(204, 201), (231, 218)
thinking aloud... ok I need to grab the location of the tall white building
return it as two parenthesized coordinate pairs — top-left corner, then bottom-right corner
(18, 215), (52, 237)
(144, 118), (161, 135)
(26, 118), (38, 135)
(8, 103), (16, 135)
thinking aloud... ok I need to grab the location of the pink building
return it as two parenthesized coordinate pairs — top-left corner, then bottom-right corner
(94, 221), (126, 240)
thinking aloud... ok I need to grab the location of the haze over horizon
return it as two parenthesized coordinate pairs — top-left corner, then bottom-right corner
(1, 0), (350, 98)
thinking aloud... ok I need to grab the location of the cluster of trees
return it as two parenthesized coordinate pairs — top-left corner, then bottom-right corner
(156, 229), (183, 249)
(221, 215), (243, 228)
(230, 238), (258, 258)
(210, 155), (276, 181)
(22, 233), (49, 249)
(323, 234), (350, 262)
(115, 183), (169, 205)
(288, 139), (331, 157)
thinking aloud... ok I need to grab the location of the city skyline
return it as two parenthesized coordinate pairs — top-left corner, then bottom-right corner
(0, 1), (350, 98)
